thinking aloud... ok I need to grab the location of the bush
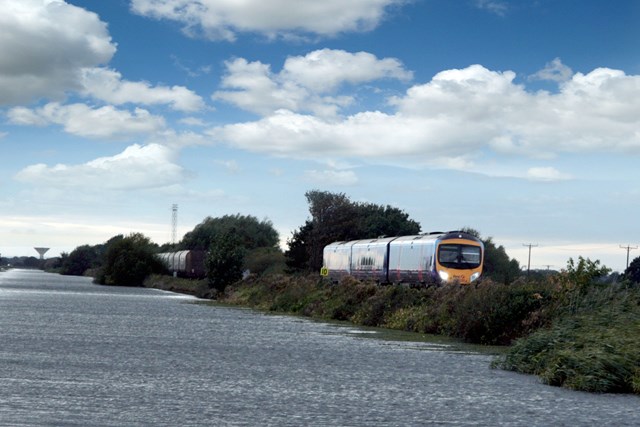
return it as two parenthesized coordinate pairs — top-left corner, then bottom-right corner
(494, 281), (640, 394)
(96, 233), (165, 286)
(206, 229), (246, 292)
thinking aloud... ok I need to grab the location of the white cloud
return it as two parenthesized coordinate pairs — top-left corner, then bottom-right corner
(474, 0), (509, 16)
(215, 159), (240, 174)
(526, 167), (572, 182)
(80, 68), (205, 112)
(8, 103), (166, 139)
(180, 117), (207, 126)
(213, 49), (411, 117)
(130, 0), (404, 40)
(210, 64), (640, 169)
(304, 169), (358, 186)
(281, 49), (412, 92)
(0, 0), (116, 105)
(14, 143), (189, 190)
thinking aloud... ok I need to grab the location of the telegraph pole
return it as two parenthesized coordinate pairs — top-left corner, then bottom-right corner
(620, 244), (638, 270)
(523, 243), (538, 276)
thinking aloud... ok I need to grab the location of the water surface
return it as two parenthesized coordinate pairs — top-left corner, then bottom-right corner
(1, 269), (638, 426)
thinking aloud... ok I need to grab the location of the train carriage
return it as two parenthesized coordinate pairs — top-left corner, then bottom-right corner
(388, 234), (438, 284)
(322, 241), (353, 282)
(322, 231), (484, 285)
(349, 237), (396, 283)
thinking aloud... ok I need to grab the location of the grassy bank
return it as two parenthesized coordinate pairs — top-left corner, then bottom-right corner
(219, 275), (552, 346)
(145, 273), (640, 394)
(144, 274), (212, 299)
(494, 283), (640, 393)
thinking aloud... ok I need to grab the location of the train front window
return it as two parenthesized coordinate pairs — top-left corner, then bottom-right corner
(438, 244), (481, 269)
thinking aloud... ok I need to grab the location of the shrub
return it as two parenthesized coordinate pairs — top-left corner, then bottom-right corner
(495, 284), (640, 393)
(207, 229), (246, 292)
(96, 233), (165, 286)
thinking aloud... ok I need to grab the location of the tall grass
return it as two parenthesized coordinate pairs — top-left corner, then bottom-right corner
(494, 283), (640, 393)
(221, 275), (554, 345)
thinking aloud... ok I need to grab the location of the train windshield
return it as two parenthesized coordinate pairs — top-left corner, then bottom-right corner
(438, 244), (481, 269)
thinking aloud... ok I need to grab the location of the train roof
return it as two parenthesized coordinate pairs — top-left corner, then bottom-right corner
(324, 231), (482, 249)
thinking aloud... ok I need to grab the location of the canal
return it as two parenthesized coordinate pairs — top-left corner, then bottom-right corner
(1, 269), (638, 426)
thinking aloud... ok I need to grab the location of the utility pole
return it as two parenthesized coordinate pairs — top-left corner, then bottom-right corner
(620, 244), (638, 270)
(523, 243), (538, 276)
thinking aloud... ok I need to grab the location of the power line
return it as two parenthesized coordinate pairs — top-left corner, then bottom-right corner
(620, 244), (638, 270)
(523, 243), (538, 276)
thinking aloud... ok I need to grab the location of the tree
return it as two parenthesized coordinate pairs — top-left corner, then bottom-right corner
(286, 190), (421, 272)
(206, 229), (246, 292)
(461, 228), (521, 284)
(561, 256), (612, 293)
(96, 233), (165, 286)
(623, 256), (640, 284)
(60, 245), (99, 276)
(182, 214), (279, 251)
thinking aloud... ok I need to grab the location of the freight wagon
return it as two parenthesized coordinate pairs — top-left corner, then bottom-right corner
(157, 250), (206, 278)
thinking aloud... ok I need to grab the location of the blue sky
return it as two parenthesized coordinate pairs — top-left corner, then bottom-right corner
(1, 0), (639, 272)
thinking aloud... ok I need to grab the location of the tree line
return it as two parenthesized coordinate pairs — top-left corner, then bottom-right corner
(50, 189), (640, 290)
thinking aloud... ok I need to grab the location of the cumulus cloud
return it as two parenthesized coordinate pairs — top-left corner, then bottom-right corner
(213, 49), (411, 117)
(8, 103), (166, 139)
(0, 0), (116, 105)
(210, 64), (640, 168)
(14, 143), (189, 190)
(80, 68), (205, 112)
(130, 0), (405, 40)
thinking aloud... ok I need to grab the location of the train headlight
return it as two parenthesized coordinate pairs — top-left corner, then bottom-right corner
(470, 272), (481, 282)
(438, 270), (449, 281)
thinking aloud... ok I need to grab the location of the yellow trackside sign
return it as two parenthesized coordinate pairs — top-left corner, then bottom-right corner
(320, 267), (329, 276)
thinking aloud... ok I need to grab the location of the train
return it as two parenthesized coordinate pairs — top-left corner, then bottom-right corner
(157, 250), (206, 278)
(321, 231), (484, 285)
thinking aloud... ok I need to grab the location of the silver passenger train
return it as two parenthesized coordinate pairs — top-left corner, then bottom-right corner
(322, 231), (484, 285)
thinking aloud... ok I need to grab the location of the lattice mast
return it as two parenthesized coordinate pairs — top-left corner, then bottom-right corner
(171, 204), (178, 245)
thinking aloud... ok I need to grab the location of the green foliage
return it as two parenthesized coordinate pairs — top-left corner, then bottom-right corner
(244, 247), (286, 276)
(623, 256), (640, 284)
(60, 245), (99, 276)
(206, 229), (246, 292)
(286, 190), (421, 272)
(143, 274), (211, 299)
(495, 284), (640, 393)
(563, 256), (612, 289)
(220, 275), (552, 345)
(461, 228), (521, 284)
(96, 233), (165, 286)
(182, 214), (279, 251)
(284, 221), (312, 272)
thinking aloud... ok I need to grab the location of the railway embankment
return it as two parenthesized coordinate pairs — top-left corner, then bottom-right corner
(144, 273), (640, 395)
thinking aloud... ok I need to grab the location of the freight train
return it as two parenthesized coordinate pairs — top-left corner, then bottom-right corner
(321, 231), (484, 285)
(157, 250), (206, 278)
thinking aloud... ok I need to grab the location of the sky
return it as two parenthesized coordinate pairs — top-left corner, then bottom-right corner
(1, 0), (639, 272)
